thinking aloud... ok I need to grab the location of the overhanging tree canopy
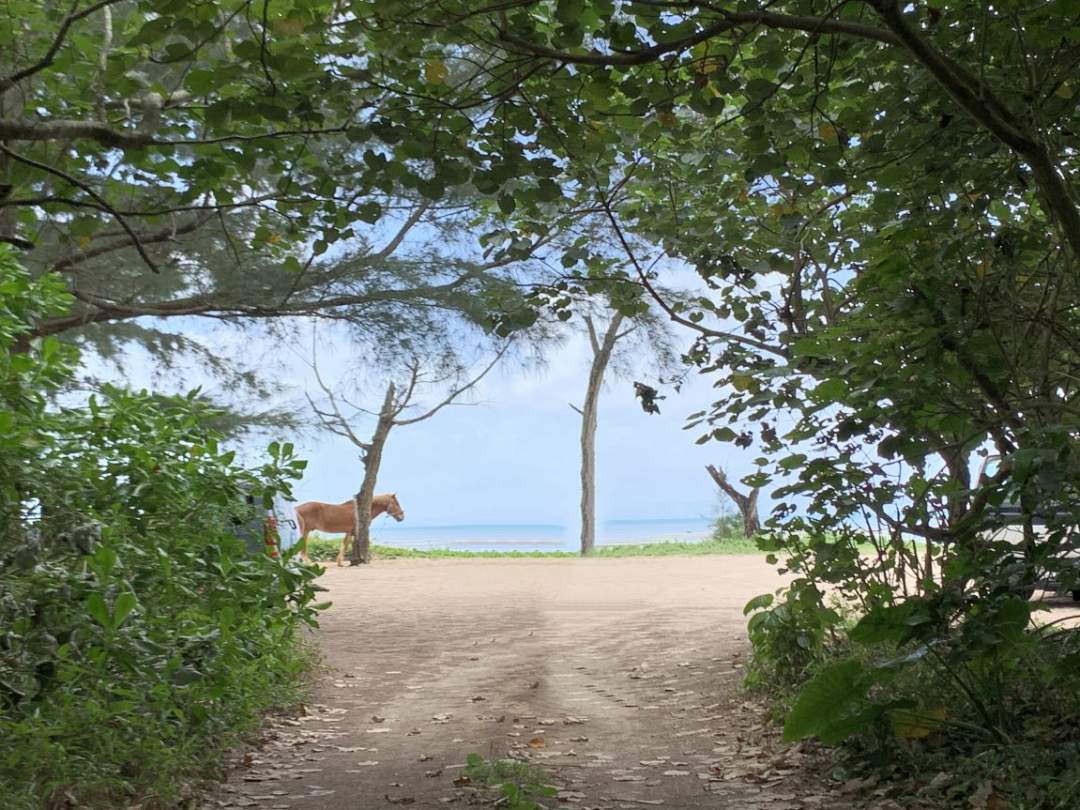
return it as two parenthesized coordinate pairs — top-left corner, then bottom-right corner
(7, 1), (1080, 542)
(329, 1), (1080, 540)
(0, 1), (562, 357)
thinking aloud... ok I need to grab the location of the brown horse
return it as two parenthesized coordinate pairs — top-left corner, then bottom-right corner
(294, 493), (405, 565)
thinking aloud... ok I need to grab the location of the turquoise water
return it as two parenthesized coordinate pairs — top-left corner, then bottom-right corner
(299, 517), (716, 553)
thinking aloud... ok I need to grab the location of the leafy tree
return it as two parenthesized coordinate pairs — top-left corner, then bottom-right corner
(339, 1), (1080, 577)
(569, 296), (674, 555)
(705, 464), (759, 538)
(0, 246), (321, 808)
(9, 0), (1080, 771)
(307, 344), (510, 564)
(333, 0), (1080, 763)
(0, 3), (550, 385)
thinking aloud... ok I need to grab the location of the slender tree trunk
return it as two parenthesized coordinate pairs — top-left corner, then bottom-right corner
(705, 465), (761, 538)
(351, 383), (395, 565)
(579, 314), (625, 556)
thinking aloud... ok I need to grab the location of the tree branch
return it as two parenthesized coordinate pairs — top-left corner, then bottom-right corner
(373, 201), (430, 260)
(0, 0), (124, 94)
(49, 212), (214, 273)
(33, 272), (491, 336)
(583, 313), (600, 355)
(0, 118), (355, 148)
(494, 10), (897, 67)
(0, 144), (159, 273)
(393, 359), (423, 418)
(394, 342), (510, 425)
(307, 335), (371, 450)
(866, 0), (1080, 258)
(597, 191), (789, 359)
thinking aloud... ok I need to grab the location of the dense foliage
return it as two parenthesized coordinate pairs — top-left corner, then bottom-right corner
(0, 248), (322, 808)
(304, 1), (1080, 800)
(6, 0), (1080, 801)
(0, 0), (543, 381)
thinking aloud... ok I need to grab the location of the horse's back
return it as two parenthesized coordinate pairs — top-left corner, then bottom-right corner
(295, 500), (353, 534)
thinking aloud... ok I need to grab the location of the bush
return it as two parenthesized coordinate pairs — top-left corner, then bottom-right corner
(0, 250), (323, 808)
(463, 754), (556, 810)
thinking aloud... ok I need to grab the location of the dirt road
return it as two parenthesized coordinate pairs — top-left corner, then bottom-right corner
(195, 556), (889, 810)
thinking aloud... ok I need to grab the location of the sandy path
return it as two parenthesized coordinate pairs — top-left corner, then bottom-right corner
(202, 555), (1078, 810)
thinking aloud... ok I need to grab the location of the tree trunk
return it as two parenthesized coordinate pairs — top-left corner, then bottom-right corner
(579, 314), (625, 556)
(705, 465), (761, 538)
(350, 383), (395, 565)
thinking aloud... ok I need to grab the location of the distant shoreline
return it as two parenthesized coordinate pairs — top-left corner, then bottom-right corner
(301, 536), (760, 561)
(297, 517), (717, 554)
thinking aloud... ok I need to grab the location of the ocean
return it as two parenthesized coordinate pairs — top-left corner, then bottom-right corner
(296, 517), (716, 553)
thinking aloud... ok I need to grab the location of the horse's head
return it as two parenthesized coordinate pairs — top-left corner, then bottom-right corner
(387, 493), (405, 522)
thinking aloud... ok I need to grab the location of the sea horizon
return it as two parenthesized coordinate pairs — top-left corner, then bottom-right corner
(295, 516), (718, 553)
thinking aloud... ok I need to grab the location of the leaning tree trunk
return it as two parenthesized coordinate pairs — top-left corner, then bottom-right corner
(350, 383), (395, 565)
(578, 314), (625, 556)
(705, 464), (761, 538)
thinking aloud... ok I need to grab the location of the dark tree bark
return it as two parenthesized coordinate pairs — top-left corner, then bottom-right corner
(706, 464), (760, 538)
(351, 383), (396, 565)
(309, 345), (509, 565)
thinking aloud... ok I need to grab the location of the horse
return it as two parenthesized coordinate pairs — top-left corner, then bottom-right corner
(294, 493), (405, 565)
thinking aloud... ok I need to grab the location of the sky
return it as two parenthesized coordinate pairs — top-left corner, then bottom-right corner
(95, 314), (762, 531)
(282, 324), (756, 528)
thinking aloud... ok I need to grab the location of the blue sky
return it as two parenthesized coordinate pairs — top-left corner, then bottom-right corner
(279, 323), (757, 528)
(84, 272), (768, 530)
(99, 316), (761, 529)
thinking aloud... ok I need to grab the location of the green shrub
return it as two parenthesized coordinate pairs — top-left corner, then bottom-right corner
(0, 250), (323, 808)
(463, 754), (556, 810)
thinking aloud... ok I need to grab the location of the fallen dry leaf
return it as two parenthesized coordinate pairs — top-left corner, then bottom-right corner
(527, 737), (546, 749)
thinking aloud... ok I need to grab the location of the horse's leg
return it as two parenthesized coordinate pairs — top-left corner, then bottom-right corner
(337, 535), (350, 567)
(295, 514), (313, 565)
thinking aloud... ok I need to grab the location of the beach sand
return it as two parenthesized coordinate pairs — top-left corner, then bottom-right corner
(198, 556), (1079, 809)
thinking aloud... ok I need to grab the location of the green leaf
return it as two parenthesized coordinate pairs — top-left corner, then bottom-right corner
(778, 453), (807, 471)
(743, 593), (774, 615)
(112, 592), (138, 629)
(86, 593), (110, 629)
(730, 374), (754, 392)
(810, 378), (848, 403)
(783, 659), (871, 743)
(712, 426), (737, 442)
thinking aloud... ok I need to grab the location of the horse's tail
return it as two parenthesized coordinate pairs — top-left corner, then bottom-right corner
(296, 507), (307, 538)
